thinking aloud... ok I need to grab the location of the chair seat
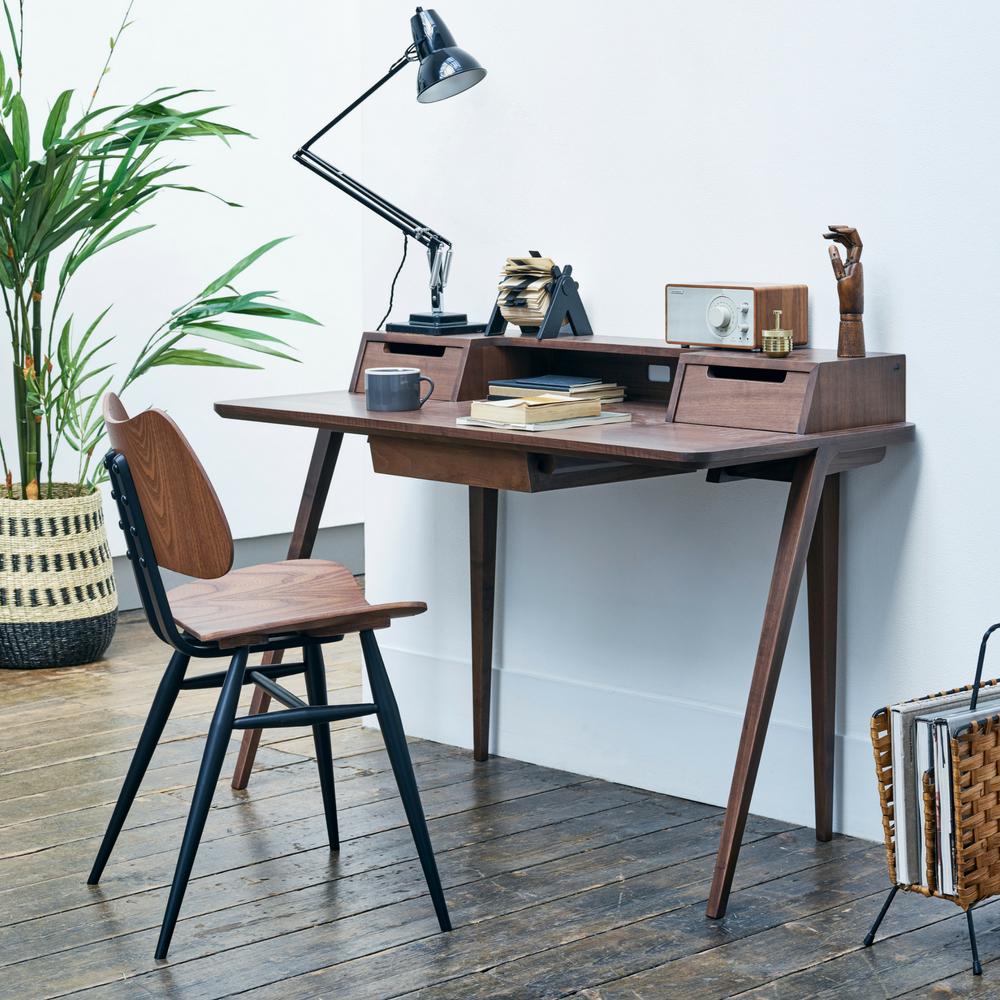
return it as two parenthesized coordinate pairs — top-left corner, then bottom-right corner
(167, 560), (426, 648)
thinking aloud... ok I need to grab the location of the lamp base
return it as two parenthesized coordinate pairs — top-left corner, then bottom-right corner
(386, 311), (486, 336)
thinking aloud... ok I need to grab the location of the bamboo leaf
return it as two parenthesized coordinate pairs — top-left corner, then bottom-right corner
(99, 124), (147, 210)
(72, 307), (113, 368)
(181, 324), (298, 362)
(171, 290), (279, 326)
(198, 238), (289, 298)
(0, 122), (13, 167)
(181, 321), (292, 345)
(10, 92), (29, 165)
(148, 348), (263, 370)
(226, 303), (322, 325)
(67, 223), (154, 277)
(158, 183), (241, 208)
(43, 90), (74, 150)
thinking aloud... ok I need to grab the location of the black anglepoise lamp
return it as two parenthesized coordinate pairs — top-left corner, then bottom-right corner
(294, 7), (487, 335)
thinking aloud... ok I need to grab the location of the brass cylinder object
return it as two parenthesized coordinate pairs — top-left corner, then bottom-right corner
(762, 309), (793, 358)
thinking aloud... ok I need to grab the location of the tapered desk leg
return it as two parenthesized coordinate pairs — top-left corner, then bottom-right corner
(807, 473), (840, 842)
(470, 487), (498, 762)
(231, 430), (343, 790)
(706, 449), (834, 919)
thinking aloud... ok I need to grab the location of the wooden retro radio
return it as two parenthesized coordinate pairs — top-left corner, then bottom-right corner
(666, 283), (808, 351)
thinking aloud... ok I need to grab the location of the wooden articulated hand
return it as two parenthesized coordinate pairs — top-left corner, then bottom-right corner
(823, 225), (865, 357)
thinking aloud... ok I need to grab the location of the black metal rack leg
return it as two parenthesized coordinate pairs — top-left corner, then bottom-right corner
(360, 629), (451, 932)
(155, 648), (247, 960)
(863, 885), (899, 947)
(304, 642), (341, 850)
(88, 650), (190, 885)
(968, 907), (983, 976)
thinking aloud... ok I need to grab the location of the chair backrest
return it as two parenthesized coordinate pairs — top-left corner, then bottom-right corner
(103, 394), (234, 579)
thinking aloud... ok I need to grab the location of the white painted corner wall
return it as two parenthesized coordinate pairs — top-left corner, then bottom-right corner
(359, 0), (1000, 842)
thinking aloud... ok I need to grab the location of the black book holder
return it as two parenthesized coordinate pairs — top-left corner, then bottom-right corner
(485, 252), (593, 340)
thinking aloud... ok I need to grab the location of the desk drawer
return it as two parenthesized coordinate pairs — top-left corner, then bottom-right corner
(673, 363), (810, 433)
(353, 340), (465, 400)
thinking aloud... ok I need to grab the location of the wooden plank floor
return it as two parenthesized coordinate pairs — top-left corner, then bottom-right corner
(1, 612), (996, 999)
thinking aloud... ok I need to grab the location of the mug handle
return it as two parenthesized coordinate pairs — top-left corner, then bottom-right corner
(418, 375), (435, 407)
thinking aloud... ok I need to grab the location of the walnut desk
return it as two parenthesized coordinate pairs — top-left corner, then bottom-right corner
(215, 331), (913, 918)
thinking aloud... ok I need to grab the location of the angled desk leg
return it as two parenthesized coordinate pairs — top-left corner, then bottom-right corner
(231, 430), (343, 790)
(807, 473), (840, 841)
(706, 448), (834, 918)
(470, 487), (498, 762)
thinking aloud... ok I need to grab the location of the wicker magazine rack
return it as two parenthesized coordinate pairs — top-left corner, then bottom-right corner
(867, 624), (1000, 976)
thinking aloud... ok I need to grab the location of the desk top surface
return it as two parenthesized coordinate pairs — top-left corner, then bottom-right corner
(216, 390), (914, 468)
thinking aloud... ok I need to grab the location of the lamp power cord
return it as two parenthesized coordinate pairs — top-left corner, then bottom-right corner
(377, 234), (409, 331)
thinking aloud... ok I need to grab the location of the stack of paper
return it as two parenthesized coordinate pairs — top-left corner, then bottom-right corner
(470, 394), (602, 425)
(497, 257), (556, 328)
(458, 393), (632, 432)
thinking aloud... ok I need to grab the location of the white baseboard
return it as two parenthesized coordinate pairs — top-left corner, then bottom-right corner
(372, 643), (884, 843)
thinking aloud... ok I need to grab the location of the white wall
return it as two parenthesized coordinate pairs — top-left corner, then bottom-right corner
(361, 0), (1000, 840)
(6, 2), (369, 550)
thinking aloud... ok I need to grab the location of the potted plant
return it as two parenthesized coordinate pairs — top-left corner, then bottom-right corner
(0, 3), (318, 668)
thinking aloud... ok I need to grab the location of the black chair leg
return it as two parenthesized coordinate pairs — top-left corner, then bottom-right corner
(88, 650), (190, 885)
(155, 648), (247, 960)
(360, 629), (451, 932)
(304, 642), (340, 851)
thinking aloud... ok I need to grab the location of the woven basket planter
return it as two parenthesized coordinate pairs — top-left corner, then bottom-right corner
(0, 485), (118, 668)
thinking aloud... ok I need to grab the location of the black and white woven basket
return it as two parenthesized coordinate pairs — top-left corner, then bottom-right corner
(0, 485), (118, 668)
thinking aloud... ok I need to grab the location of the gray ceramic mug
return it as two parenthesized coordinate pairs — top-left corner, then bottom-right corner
(364, 367), (435, 411)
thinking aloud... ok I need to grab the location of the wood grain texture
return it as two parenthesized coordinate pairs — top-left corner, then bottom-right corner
(351, 333), (684, 405)
(4, 612), (966, 998)
(168, 559), (423, 648)
(215, 390), (915, 469)
(371, 438), (533, 491)
(807, 473), (840, 842)
(805, 354), (906, 433)
(470, 487), (498, 762)
(666, 349), (906, 436)
(103, 394), (233, 579)
(484, 343), (679, 403)
(672, 364), (811, 433)
(757, 284), (809, 346)
(352, 337), (466, 400)
(706, 447), (835, 919)
(370, 438), (680, 493)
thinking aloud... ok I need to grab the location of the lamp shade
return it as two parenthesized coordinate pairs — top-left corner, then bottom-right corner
(410, 7), (487, 104)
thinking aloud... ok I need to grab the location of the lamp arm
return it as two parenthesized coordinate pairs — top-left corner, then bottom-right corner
(294, 46), (452, 253)
(301, 49), (413, 152)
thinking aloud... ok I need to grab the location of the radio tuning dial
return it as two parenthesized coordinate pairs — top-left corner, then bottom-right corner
(708, 303), (733, 330)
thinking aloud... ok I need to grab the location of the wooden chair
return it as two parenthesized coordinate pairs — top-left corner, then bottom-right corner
(90, 394), (450, 959)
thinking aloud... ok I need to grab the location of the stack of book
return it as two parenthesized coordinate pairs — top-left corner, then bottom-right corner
(497, 256), (556, 328)
(487, 374), (625, 404)
(889, 687), (1000, 894)
(458, 393), (631, 432)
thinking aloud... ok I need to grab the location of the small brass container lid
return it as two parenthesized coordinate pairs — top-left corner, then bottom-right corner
(762, 309), (793, 358)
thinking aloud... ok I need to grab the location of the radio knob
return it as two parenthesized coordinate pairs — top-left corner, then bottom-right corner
(708, 304), (733, 330)
(740, 301), (750, 314)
